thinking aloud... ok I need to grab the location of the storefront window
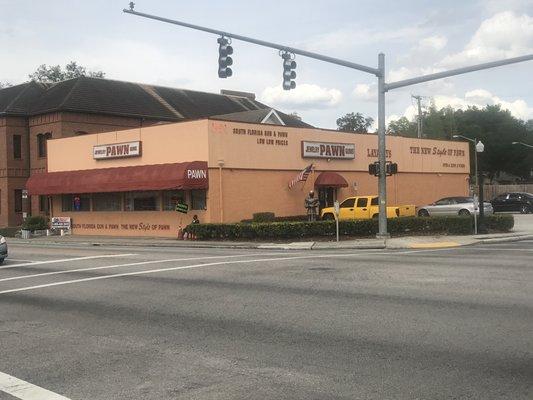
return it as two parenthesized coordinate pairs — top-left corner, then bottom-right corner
(162, 190), (185, 211)
(191, 190), (206, 210)
(125, 191), (160, 211)
(93, 193), (122, 211)
(62, 194), (90, 212)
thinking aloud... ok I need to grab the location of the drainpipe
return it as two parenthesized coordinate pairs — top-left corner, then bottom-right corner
(217, 160), (225, 222)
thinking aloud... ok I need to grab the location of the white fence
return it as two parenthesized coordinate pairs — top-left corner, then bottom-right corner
(483, 184), (533, 200)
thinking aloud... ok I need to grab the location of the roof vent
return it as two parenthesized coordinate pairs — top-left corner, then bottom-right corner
(220, 89), (256, 100)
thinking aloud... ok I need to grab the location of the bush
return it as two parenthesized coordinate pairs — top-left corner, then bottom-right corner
(0, 227), (19, 238)
(484, 214), (514, 232)
(185, 214), (514, 241)
(252, 212), (275, 223)
(21, 216), (49, 232)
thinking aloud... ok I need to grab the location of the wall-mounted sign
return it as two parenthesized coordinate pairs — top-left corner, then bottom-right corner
(51, 217), (71, 230)
(175, 203), (189, 214)
(93, 141), (142, 160)
(301, 141), (355, 159)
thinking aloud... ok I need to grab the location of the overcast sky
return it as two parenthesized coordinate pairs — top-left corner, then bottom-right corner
(1, 0), (532, 129)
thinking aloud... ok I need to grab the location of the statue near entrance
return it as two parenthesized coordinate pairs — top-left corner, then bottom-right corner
(304, 190), (320, 222)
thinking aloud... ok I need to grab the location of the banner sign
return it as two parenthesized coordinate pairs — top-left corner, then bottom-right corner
(93, 141), (142, 160)
(175, 203), (189, 214)
(301, 141), (355, 159)
(51, 217), (71, 230)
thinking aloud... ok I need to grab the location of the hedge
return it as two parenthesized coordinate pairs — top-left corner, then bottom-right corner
(185, 214), (514, 240)
(21, 216), (49, 232)
(0, 227), (19, 238)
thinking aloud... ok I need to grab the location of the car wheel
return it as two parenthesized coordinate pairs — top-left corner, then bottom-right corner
(418, 209), (429, 217)
(520, 205), (530, 214)
(372, 214), (379, 219)
(458, 209), (471, 216)
(322, 213), (335, 220)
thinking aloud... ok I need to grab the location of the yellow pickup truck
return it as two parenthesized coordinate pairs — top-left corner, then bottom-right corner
(321, 196), (415, 220)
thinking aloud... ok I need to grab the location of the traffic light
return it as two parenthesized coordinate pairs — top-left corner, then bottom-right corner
(386, 162), (398, 175)
(282, 52), (296, 90)
(369, 162), (398, 176)
(217, 37), (233, 78)
(368, 161), (380, 176)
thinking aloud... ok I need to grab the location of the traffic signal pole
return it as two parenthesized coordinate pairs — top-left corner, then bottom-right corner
(124, 5), (533, 239)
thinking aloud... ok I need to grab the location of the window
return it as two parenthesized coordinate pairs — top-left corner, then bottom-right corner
(62, 194), (90, 212)
(340, 198), (355, 208)
(371, 197), (379, 206)
(356, 198), (368, 208)
(163, 190), (185, 211)
(14, 189), (23, 213)
(435, 198), (452, 206)
(191, 190), (206, 210)
(39, 195), (49, 213)
(13, 135), (21, 159)
(37, 133), (51, 157)
(509, 193), (521, 200)
(93, 193), (122, 211)
(125, 191), (160, 211)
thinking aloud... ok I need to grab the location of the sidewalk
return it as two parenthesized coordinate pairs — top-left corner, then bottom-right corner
(7, 230), (533, 250)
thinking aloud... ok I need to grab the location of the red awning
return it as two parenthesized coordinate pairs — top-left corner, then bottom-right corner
(314, 171), (349, 188)
(27, 161), (208, 195)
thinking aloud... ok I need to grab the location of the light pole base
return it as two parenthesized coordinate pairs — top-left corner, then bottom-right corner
(376, 233), (390, 240)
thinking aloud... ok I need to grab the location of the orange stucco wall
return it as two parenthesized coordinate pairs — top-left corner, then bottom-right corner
(43, 119), (470, 236)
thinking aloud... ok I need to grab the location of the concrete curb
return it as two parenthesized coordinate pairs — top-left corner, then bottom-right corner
(6, 233), (531, 251)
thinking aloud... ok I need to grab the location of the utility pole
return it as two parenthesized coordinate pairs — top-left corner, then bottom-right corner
(123, 4), (533, 239)
(412, 95), (423, 139)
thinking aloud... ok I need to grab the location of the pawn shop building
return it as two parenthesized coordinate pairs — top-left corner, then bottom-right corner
(27, 116), (470, 237)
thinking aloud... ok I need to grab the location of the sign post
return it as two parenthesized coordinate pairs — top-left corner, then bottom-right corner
(334, 200), (340, 242)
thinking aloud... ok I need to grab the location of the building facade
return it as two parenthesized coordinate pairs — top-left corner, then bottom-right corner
(0, 77), (306, 228)
(27, 119), (471, 237)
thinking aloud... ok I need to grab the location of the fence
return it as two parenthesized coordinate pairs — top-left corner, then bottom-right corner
(483, 184), (533, 200)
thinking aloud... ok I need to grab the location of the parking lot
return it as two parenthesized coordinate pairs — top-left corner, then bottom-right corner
(0, 239), (532, 399)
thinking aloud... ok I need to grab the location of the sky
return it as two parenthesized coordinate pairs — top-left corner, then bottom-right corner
(1, 0), (533, 129)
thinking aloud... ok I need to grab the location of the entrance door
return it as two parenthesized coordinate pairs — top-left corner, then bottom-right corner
(318, 187), (336, 212)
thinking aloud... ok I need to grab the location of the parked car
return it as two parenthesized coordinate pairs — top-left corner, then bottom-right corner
(0, 235), (7, 264)
(417, 196), (493, 217)
(321, 195), (415, 220)
(491, 192), (533, 214)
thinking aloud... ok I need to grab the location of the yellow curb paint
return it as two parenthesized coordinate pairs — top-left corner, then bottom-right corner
(409, 242), (461, 249)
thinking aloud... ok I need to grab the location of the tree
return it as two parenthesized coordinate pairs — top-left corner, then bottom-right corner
(28, 61), (105, 83)
(336, 112), (374, 133)
(0, 81), (12, 89)
(387, 116), (416, 136)
(289, 112), (302, 121)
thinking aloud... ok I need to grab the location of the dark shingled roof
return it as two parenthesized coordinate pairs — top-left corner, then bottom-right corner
(211, 109), (313, 128)
(0, 77), (312, 128)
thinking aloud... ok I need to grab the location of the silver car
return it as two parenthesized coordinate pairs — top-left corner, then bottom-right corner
(0, 235), (7, 264)
(417, 196), (493, 217)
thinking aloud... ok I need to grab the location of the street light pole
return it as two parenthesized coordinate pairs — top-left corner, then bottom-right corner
(453, 135), (481, 234)
(377, 53), (388, 238)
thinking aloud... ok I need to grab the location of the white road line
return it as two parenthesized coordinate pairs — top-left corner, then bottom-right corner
(0, 371), (71, 400)
(0, 254), (137, 270)
(0, 248), (456, 295)
(0, 252), (304, 283)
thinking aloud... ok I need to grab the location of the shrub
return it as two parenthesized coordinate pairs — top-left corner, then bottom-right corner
(21, 216), (49, 232)
(252, 212), (275, 223)
(185, 214), (514, 241)
(0, 227), (19, 237)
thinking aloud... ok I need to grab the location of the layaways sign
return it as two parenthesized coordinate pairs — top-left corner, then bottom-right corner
(302, 141), (355, 159)
(93, 141), (142, 160)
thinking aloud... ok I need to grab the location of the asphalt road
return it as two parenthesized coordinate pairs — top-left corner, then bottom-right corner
(0, 241), (532, 399)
